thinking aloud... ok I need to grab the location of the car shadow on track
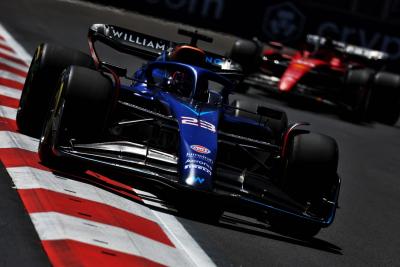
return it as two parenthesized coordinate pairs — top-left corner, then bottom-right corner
(219, 214), (343, 255)
(143, 196), (343, 255)
(126, 181), (344, 255)
(55, 168), (343, 256)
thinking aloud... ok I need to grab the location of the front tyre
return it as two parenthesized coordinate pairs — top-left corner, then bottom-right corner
(270, 131), (339, 238)
(38, 66), (114, 168)
(17, 43), (94, 138)
(283, 131), (338, 203)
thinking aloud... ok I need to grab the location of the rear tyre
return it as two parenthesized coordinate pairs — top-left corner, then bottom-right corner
(39, 66), (113, 168)
(369, 72), (400, 125)
(270, 131), (339, 238)
(230, 39), (263, 94)
(230, 39), (262, 73)
(344, 68), (374, 122)
(17, 43), (94, 138)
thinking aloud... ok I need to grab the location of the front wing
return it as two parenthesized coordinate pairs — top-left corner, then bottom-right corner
(54, 135), (339, 228)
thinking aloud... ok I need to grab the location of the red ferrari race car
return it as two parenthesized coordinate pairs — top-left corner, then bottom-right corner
(231, 34), (400, 125)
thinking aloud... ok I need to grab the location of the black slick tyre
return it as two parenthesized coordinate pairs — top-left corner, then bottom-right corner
(283, 131), (338, 202)
(345, 68), (374, 122)
(370, 72), (400, 125)
(270, 131), (339, 238)
(39, 66), (113, 168)
(230, 39), (262, 73)
(17, 43), (94, 138)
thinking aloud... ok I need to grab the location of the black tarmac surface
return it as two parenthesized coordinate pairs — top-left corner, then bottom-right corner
(0, 0), (399, 266)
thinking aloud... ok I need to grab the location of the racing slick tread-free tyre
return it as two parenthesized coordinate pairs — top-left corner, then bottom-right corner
(270, 131), (339, 238)
(346, 68), (374, 86)
(284, 132), (338, 197)
(230, 39), (263, 93)
(370, 71), (400, 125)
(230, 39), (262, 73)
(39, 66), (113, 168)
(345, 68), (374, 122)
(17, 43), (95, 138)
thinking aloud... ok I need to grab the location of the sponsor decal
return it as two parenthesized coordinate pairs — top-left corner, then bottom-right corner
(190, 145), (211, 154)
(184, 155), (213, 176)
(205, 56), (223, 65)
(181, 116), (216, 132)
(186, 152), (213, 164)
(185, 176), (205, 185)
(110, 28), (168, 51)
(184, 164), (212, 176)
(262, 2), (305, 42)
(185, 159), (212, 171)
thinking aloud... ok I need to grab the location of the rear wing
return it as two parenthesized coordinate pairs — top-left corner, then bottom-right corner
(88, 24), (242, 72)
(306, 34), (389, 61)
(89, 24), (172, 60)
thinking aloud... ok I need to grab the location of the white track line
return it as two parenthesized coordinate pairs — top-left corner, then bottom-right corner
(0, 131), (38, 152)
(137, 189), (216, 267)
(0, 39), (13, 47)
(8, 166), (156, 223)
(0, 47), (18, 58)
(0, 70), (26, 83)
(0, 105), (17, 120)
(0, 57), (29, 72)
(0, 24), (31, 63)
(31, 212), (191, 267)
(0, 84), (22, 99)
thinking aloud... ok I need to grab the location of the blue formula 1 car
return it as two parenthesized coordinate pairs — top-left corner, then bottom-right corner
(17, 24), (340, 238)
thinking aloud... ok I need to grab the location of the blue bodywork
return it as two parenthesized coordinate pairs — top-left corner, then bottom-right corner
(121, 60), (254, 191)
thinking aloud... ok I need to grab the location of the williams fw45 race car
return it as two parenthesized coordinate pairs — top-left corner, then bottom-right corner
(231, 34), (400, 125)
(17, 24), (340, 238)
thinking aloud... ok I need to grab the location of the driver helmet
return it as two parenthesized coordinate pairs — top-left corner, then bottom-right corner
(168, 70), (192, 97)
(169, 45), (206, 66)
